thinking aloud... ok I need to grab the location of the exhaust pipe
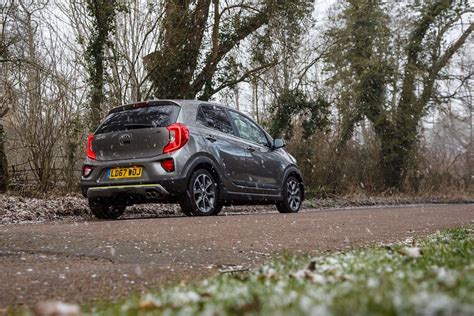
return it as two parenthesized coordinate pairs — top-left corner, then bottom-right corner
(145, 190), (159, 199)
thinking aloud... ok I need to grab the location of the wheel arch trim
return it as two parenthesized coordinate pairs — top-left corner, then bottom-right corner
(282, 165), (305, 200)
(182, 153), (225, 186)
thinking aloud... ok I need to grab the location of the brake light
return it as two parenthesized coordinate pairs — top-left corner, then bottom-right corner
(163, 123), (189, 154)
(87, 134), (96, 160)
(160, 158), (175, 172)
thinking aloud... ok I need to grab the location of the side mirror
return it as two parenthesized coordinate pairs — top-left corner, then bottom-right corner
(273, 138), (285, 149)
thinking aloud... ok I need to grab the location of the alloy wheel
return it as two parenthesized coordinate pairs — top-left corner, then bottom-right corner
(287, 179), (301, 211)
(193, 174), (215, 213)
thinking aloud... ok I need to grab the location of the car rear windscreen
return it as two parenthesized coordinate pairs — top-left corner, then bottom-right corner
(95, 105), (180, 134)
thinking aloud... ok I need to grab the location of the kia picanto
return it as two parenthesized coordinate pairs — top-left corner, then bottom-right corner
(81, 100), (304, 219)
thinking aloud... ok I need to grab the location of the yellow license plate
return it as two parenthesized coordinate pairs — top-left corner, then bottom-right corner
(109, 167), (142, 179)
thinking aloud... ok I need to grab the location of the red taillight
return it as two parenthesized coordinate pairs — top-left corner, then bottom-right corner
(160, 158), (175, 172)
(82, 165), (94, 177)
(87, 134), (96, 160)
(163, 123), (189, 154)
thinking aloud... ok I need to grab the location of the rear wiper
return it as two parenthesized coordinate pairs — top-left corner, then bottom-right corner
(123, 123), (154, 130)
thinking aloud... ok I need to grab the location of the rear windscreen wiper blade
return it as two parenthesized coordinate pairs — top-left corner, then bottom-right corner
(123, 123), (154, 129)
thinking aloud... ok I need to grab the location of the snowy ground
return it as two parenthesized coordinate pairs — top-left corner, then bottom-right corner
(1, 204), (472, 309)
(21, 225), (474, 315)
(1, 193), (473, 224)
(0, 194), (276, 224)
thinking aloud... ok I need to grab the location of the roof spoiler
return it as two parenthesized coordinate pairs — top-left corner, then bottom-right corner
(108, 100), (181, 115)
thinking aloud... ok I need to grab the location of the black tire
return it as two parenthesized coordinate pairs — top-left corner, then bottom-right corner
(89, 198), (126, 219)
(179, 169), (222, 216)
(276, 176), (303, 213)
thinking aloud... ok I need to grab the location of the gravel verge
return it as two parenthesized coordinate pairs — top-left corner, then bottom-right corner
(1, 193), (473, 225)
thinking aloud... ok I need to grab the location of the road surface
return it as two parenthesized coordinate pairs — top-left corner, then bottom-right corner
(0, 204), (472, 307)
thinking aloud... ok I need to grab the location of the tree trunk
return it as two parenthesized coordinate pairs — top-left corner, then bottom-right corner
(144, 0), (211, 99)
(378, 127), (405, 189)
(465, 80), (473, 189)
(383, 10), (474, 190)
(143, 0), (282, 100)
(234, 85), (240, 111)
(0, 123), (8, 192)
(86, 0), (118, 130)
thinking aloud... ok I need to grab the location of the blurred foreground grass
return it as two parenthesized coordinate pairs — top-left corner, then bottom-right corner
(12, 224), (474, 315)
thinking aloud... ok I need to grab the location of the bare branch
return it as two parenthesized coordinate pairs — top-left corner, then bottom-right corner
(203, 60), (278, 98)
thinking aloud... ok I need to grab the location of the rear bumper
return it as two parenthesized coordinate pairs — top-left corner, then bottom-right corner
(81, 176), (188, 201)
(87, 184), (169, 199)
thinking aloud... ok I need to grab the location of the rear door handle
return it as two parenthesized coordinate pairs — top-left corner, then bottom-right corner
(205, 135), (217, 142)
(246, 146), (255, 152)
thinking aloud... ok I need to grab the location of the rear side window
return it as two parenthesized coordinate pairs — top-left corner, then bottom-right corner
(96, 105), (180, 134)
(197, 105), (234, 134)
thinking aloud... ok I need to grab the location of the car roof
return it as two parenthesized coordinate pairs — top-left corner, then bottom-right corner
(107, 99), (224, 114)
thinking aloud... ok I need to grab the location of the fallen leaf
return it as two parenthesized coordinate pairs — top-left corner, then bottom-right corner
(33, 301), (80, 316)
(138, 297), (161, 311)
(399, 246), (422, 258)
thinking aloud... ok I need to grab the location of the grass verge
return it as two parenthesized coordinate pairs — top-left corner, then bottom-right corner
(13, 225), (474, 315)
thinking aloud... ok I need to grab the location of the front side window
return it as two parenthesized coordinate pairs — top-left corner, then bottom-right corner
(229, 111), (269, 147)
(196, 105), (234, 134)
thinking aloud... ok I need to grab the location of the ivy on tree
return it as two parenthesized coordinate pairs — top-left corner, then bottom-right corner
(269, 89), (330, 139)
(144, 0), (313, 101)
(325, 0), (473, 190)
(85, 0), (120, 130)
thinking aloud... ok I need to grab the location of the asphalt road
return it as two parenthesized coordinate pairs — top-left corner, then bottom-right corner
(0, 204), (473, 307)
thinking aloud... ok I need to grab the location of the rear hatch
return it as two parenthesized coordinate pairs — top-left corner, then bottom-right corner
(93, 102), (180, 161)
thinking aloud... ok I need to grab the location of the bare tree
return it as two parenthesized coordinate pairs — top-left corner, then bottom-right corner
(2, 0), (84, 192)
(0, 0), (22, 191)
(143, 0), (312, 100)
(107, 0), (164, 104)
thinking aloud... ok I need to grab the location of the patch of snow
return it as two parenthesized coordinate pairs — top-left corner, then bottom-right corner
(33, 301), (80, 316)
(400, 247), (422, 258)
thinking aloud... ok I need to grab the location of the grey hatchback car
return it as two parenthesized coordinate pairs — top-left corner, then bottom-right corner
(81, 100), (304, 219)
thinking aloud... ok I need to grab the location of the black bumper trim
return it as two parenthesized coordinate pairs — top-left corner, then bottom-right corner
(87, 184), (169, 199)
(81, 177), (188, 198)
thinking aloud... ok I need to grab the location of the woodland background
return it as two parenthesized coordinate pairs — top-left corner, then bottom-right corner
(0, 0), (473, 197)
